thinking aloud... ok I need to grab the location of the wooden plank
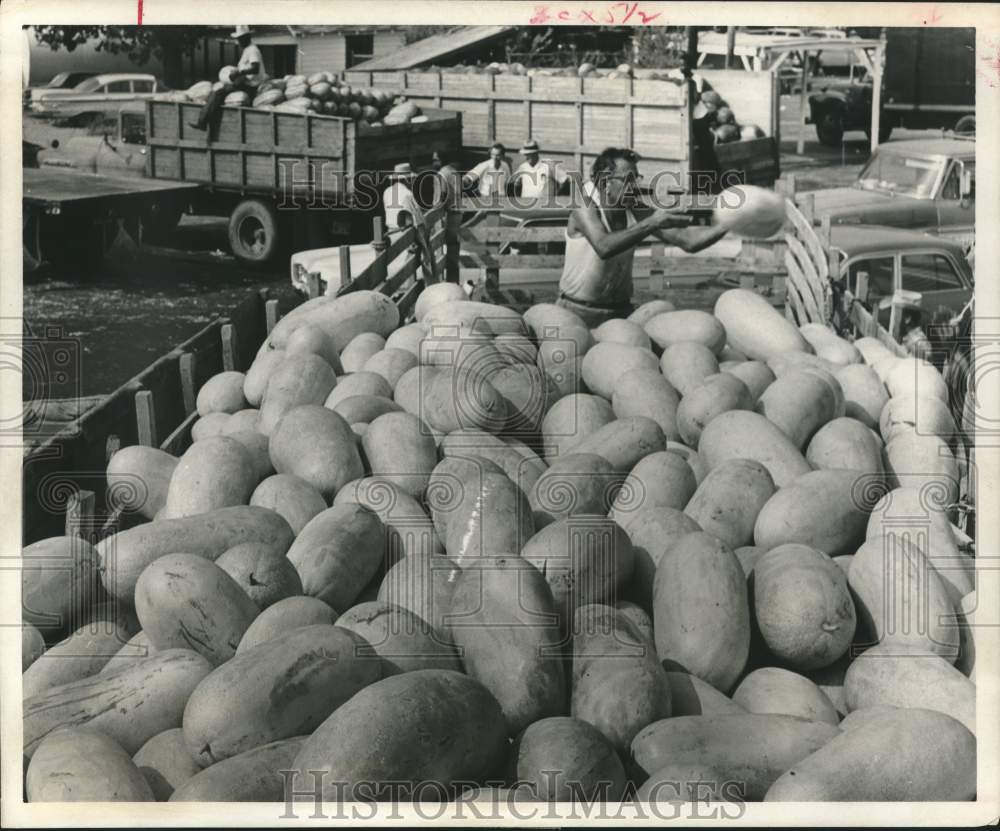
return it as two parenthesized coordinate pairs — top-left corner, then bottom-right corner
(395, 278), (422, 320)
(179, 352), (197, 415)
(221, 323), (237, 372)
(785, 235), (827, 320)
(159, 410), (199, 457)
(64, 489), (95, 540)
(135, 390), (157, 447)
(475, 226), (568, 243)
(783, 250), (819, 325)
(266, 299), (281, 334)
(379, 257), (421, 296)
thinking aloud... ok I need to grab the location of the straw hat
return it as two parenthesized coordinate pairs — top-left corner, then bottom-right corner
(390, 162), (415, 179)
(230, 26), (253, 39)
(520, 139), (540, 154)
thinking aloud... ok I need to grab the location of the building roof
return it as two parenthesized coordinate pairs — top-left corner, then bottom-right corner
(351, 25), (515, 70)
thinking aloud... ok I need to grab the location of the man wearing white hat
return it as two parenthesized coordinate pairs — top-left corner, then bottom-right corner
(514, 139), (566, 200)
(191, 26), (268, 133)
(383, 162), (439, 283)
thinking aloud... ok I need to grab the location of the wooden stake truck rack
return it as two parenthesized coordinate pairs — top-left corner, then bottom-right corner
(343, 67), (781, 195)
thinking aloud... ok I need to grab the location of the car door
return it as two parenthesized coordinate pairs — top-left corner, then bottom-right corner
(103, 79), (134, 106)
(842, 253), (897, 329)
(936, 159), (975, 245)
(131, 79), (155, 100)
(899, 250), (972, 327)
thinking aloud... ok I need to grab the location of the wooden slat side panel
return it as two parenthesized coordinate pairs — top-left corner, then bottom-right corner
(632, 106), (687, 161)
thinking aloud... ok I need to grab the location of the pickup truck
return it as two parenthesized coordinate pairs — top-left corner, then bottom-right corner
(808, 138), (975, 250)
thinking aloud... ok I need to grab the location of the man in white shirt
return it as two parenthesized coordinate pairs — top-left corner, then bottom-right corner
(514, 139), (566, 200)
(383, 162), (439, 283)
(191, 26), (268, 133)
(463, 143), (512, 199)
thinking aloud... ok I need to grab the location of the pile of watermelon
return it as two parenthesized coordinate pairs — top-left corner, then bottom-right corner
(180, 72), (418, 126)
(696, 88), (766, 144)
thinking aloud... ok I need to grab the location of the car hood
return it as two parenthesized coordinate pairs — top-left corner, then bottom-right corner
(809, 187), (929, 225)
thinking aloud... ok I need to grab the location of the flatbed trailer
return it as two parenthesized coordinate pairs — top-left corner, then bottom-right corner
(21, 167), (199, 272)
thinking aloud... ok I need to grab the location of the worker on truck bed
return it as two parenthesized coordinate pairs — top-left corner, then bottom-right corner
(557, 147), (730, 328)
(464, 143), (512, 199)
(383, 162), (440, 284)
(190, 26), (268, 135)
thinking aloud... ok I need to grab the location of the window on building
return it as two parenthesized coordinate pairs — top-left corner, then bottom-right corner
(261, 45), (296, 78)
(346, 33), (375, 67)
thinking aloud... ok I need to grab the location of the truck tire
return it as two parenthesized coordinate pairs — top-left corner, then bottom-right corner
(955, 115), (975, 136)
(228, 199), (280, 266)
(816, 111), (845, 147)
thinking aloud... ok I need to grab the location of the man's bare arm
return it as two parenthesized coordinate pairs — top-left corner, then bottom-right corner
(573, 204), (692, 261)
(653, 224), (729, 253)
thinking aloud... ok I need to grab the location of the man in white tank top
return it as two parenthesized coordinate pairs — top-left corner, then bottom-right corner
(557, 147), (730, 327)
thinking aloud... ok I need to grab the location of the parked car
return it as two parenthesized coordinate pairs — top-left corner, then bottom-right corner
(23, 71), (98, 107)
(809, 138), (975, 247)
(831, 224), (973, 335)
(27, 73), (166, 118)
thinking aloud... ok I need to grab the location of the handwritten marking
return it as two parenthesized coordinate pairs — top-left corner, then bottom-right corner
(977, 37), (1000, 88)
(137, 0), (143, 25)
(529, 3), (662, 25)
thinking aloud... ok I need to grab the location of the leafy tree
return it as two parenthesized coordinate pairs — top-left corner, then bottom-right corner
(31, 26), (218, 88)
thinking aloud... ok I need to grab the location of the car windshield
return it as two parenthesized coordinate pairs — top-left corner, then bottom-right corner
(856, 151), (943, 198)
(73, 77), (103, 93)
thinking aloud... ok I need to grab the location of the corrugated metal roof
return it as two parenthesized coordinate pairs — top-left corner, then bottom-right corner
(351, 25), (515, 70)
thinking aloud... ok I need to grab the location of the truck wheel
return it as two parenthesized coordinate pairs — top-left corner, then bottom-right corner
(955, 115), (975, 135)
(816, 112), (845, 147)
(228, 199), (280, 266)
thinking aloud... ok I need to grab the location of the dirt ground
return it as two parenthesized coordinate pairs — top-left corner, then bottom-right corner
(22, 95), (946, 399)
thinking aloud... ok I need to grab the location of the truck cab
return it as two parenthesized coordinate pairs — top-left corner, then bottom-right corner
(809, 139), (975, 249)
(35, 108), (148, 177)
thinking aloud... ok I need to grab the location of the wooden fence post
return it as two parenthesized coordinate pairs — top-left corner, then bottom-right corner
(265, 299), (280, 334)
(135, 390), (157, 447)
(221, 321), (237, 372)
(64, 489), (95, 541)
(179, 352), (197, 415)
(338, 245), (352, 294)
(483, 211), (500, 291)
(445, 209), (461, 283)
(371, 217), (388, 286)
